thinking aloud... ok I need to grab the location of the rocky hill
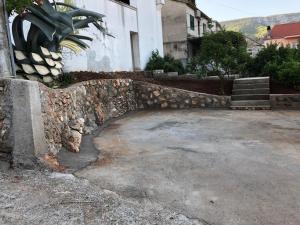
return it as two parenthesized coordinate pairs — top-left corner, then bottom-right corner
(221, 12), (300, 39)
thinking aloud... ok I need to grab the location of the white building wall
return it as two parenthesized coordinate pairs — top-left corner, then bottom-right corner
(60, 0), (164, 72)
(136, 0), (164, 68)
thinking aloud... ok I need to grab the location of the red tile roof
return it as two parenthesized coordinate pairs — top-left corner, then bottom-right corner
(271, 22), (300, 39)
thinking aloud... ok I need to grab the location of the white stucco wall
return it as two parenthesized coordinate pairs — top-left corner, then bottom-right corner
(61, 0), (164, 72)
(136, 0), (164, 68)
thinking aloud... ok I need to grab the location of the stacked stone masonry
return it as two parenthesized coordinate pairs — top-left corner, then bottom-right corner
(39, 79), (137, 155)
(0, 79), (12, 162)
(39, 80), (231, 155)
(270, 94), (300, 109)
(0, 79), (233, 161)
(134, 81), (231, 109)
(2, 78), (300, 167)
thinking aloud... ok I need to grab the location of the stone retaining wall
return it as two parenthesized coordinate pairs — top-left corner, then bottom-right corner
(134, 81), (231, 109)
(270, 94), (300, 109)
(39, 79), (137, 154)
(0, 78), (232, 167)
(0, 79), (12, 163)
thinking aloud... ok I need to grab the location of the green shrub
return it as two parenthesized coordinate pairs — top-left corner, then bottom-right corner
(145, 50), (185, 75)
(262, 61), (280, 78)
(6, 0), (34, 14)
(278, 60), (300, 89)
(145, 50), (164, 71)
(246, 44), (299, 78)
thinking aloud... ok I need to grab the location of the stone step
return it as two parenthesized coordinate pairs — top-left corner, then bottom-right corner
(233, 88), (270, 95)
(233, 83), (269, 90)
(231, 105), (271, 110)
(231, 100), (270, 107)
(231, 94), (270, 101)
(234, 77), (269, 84)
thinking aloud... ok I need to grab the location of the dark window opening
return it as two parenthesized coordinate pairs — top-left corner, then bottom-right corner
(118, 0), (130, 5)
(190, 15), (195, 31)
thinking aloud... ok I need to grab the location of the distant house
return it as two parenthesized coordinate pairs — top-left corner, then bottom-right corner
(264, 22), (300, 48)
(211, 20), (223, 33)
(161, 0), (221, 65)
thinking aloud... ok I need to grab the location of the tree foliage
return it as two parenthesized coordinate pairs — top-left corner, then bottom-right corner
(246, 43), (300, 89)
(191, 31), (249, 94)
(278, 60), (300, 89)
(6, 0), (36, 14)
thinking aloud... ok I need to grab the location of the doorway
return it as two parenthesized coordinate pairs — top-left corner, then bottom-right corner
(130, 32), (141, 70)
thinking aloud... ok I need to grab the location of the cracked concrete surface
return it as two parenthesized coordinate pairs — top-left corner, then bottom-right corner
(77, 110), (300, 225)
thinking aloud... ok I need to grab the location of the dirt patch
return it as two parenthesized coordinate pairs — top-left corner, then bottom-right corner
(66, 71), (300, 95)
(42, 154), (66, 172)
(152, 79), (233, 95)
(270, 79), (300, 94)
(67, 71), (233, 96)
(68, 71), (152, 83)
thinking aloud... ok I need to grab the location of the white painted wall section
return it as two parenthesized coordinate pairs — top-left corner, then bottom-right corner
(60, 0), (164, 72)
(136, 0), (164, 68)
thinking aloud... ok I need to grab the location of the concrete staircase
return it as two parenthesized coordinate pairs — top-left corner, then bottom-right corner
(231, 77), (271, 110)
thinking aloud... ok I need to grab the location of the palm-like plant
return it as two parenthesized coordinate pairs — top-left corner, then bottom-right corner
(11, 0), (109, 84)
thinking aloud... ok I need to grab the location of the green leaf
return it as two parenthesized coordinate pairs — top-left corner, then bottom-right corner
(23, 14), (56, 41)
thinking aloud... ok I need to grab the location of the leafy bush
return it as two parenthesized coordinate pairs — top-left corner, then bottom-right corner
(145, 51), (165, 71)
(277, 60), (300, 89)
(259, 61), (280, 78)
(145, 50), (185, 75)
(6, 0), (35, 14)
(243, 43), (300, 89)
(245, 44), (299, 78)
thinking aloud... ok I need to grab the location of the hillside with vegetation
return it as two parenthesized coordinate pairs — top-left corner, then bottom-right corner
(221, 12), (300, 39)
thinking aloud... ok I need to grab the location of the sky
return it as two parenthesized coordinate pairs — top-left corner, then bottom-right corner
(196, 0), (300, 21)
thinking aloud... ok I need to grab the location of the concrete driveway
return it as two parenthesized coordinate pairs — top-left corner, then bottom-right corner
(77, 110), (300, 225)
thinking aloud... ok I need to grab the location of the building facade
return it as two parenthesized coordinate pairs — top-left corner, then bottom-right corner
(264, 22), (300, 49)
(161, 0), (221, 65)
(57, 0), (165, 72)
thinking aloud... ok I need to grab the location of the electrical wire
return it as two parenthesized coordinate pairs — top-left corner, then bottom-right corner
(199, 0), (260, 17)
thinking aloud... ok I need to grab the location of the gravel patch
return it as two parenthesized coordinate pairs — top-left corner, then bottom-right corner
(0, 169), (204, 225)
